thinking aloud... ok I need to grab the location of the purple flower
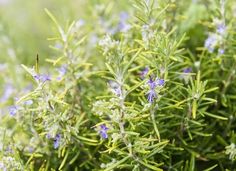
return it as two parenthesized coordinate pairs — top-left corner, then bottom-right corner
(9, 105), (18, 116)
(156, 79), (165, 86)
(24, 100), (33, 106)
(46, 133), (51, 139)
(148, 76), (165, 88)
(120, 12), (129, 21)
(118, 22), (131, 33)
(218, 48), (225, 55)
(34, 74), (51, 83)
(183, 68), (192, 73)
(53, 134), (61, 149)
(58, 66), (67, 75)
(147, 89), (157, 103)
(140, 67), (149, 79)
(146, 76), (165, 103)
(204, 34), (218, 53)
(99, 124), (109, 139)
(0, 84), (14, 102)
(148, 77), (157, 89)
(216, 23), (226, 35)
(181, 68), (192, 84)
(40, 74), (51, 82)
(57, 65), (67, 80)
(109, 81), (122, 97)
(33, 74), (40, 81)
(117, 11), (131, 33)
(75, 19), (85, 29)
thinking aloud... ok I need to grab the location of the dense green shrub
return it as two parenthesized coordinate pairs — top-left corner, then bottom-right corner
(0, 0), (236, 170)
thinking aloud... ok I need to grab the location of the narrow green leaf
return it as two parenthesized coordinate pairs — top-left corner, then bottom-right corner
(138, 160), (163, 171)
(59, 151), (69, 170)
(203, 164), (218, 171)
(69, 151), (80, 165)
(76, 135), (98, 143)
(105, 63), (116, 76)
(126, 80), (145, 96)
(190, 154), (195, 171)
(204, 87), (218, 93)
(203, 112), (228, 120)
(104, 155), (130, 171)
(123, 48), (142, 74)
(192, 100), (197, 119)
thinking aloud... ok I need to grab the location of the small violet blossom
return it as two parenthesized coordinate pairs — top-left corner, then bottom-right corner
(156, 78), (165, 86)
(53, 134), (61, 149)
(9, 105), (18, 116)
(46, 133), (61, 149)
(0, 84), (14, 102)
(75, 19), (85, 29)
(147, 89), (157, 103)
(24, 100), (33, 106)
(46, 133), (51, 139)
(147, 76), (157, 89)
(34, 74), (51, 83)
(146, 76), (165, 103)
(204, 34), (218, 53)
(57, 65), (67, 80)
(181, 67), (192, 84)
(99, 124), (109, 139)
(140, 67), (149, 79)
(183, 67), (192, 73)
(216, 22), (226, 35)
(218, 48), (225, 55)
(108, 81), (122, 97)
(118, 11), (131, 33)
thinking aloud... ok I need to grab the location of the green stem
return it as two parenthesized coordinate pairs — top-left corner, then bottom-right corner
(150, 107), (161, 142)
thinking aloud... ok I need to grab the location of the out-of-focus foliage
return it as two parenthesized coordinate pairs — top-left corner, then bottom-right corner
(0, 0), (236, 170)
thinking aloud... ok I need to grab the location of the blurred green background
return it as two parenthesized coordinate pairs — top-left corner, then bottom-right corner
(0, 0), (87, 65)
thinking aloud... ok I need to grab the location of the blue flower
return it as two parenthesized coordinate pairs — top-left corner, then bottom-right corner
(218, 48), (225, 55)
(53, 134), (61, 149)
(46, 133), (51, 139)
(183, 68), (192, 73)
(181, 68), (192, 84)
(57, 65), (67, 80)
(0, 84), (14, 102)
(140, 67), (149, 79)
(147, 89), (157, 103)
(9, 105), (18, 116)
(24, 100), (33, 106)
(156, 78), (165, 86)
(118, 22), (131, 33)
(146, 76), (165, 103)
(40, 74), (51, 82)
(34, 74), (51, 83)
(119, 11), (129, 21)
(99, 124), (109, 139)
(117, 11), (131, 33)
(108, 81), (122, 97)
(204, 34), (218, 53)
(75, 19), (85, 29)
(216, 23), (226, 35)
(148, 77), (157, 89)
